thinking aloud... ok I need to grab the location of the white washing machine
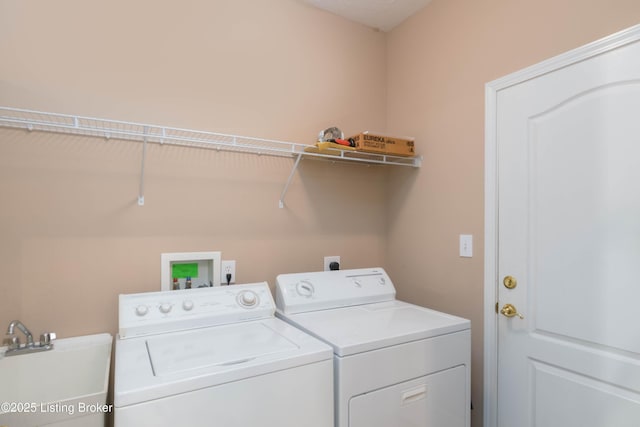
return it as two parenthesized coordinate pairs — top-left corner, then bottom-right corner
(114, 282), (334, 427)
(275, 268), (471, 427)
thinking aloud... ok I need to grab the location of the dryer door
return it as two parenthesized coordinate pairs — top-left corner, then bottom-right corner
(349, 365), (466, 427)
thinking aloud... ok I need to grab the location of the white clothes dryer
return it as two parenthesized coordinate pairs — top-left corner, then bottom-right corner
(114, 282), (334, 427)
(275, 268), (471, 427)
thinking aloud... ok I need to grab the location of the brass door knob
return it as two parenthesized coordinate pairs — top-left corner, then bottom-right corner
(500, 303), (524, 319)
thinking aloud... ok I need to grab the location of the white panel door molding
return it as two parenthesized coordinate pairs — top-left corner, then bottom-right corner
(485, 24), (640, 427)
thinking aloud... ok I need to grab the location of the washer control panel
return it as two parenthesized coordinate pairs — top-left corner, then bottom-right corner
(119, 282), (274, 338)
(275, 268), (396, 314)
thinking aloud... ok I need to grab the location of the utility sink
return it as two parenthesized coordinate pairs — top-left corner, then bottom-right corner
(0, 333), (112, 427)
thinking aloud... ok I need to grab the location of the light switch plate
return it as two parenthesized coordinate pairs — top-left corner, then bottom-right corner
(460, 235), (473, 257)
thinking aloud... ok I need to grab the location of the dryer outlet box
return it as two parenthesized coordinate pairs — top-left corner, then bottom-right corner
(324, 256), (340, 271)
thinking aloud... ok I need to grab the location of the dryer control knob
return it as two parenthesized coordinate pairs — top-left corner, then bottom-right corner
(378, 277), (386, 285)
(159, 303), (172, 314)
(238, 290), (258, 307)
(296, 281), (315, 297)
(135, 305), (149, 316)
(182, 300), (194, 311)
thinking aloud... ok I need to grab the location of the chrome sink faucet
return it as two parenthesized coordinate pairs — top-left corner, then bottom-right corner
(7, 320), (35, 348)
(4, 320), (56, 356)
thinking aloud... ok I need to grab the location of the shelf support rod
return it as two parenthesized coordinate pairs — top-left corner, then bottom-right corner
(138, 127), (149, 206)
(279, 153), (303, 209)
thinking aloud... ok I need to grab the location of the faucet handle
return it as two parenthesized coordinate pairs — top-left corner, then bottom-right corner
(4, 335), (20, 350)
(40, 332), (56, 346)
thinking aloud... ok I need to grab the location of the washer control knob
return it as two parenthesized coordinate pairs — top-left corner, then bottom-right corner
(296, 281), (315, 297)
(378, 277), (386, 285)
(238, 290), (258, 307)
(135, 305), (149, 316)
(159, 303), (172, 314)
(353, 279), (362, 287)
(182, 300), (194, 311)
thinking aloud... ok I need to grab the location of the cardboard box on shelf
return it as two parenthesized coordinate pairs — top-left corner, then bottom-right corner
(349, 132), (415, 157)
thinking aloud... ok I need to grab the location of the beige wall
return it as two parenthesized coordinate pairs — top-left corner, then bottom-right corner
(385, 1), (640, 426)
(3, 0), (640, 426)
(0, 0), (389, 336)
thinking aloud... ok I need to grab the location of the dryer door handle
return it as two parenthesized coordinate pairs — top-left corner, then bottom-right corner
(401, 384), (427, 405)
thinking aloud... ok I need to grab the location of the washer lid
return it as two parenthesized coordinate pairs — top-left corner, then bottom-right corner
(278, 300), (470, 357)
(114, 317), (333, 407)
(147, 322), (297, 376)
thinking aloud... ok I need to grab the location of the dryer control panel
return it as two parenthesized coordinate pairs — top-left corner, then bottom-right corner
(119, 282), (274, 338)
(275, 268), (396, 314)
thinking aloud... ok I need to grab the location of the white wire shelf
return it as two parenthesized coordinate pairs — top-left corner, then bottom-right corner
(0, 106), (422, 207)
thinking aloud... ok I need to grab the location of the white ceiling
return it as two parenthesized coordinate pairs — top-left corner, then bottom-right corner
(299, 0), (432, 32)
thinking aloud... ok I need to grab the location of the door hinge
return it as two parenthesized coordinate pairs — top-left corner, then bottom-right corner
(495, 301), (499, 314)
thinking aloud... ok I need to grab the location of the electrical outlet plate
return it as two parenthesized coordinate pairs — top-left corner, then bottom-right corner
(324, 255), (341, 271)
(221, 260), (236, 285)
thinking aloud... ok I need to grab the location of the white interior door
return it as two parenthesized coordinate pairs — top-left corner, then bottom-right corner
(488, 27), (640, 427)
